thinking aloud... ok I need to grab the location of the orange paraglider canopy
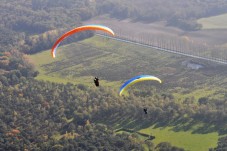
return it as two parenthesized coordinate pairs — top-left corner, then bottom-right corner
(51, 24), (115, 58)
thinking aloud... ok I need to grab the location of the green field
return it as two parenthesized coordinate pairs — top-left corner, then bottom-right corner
(29, 35), (227, 151)
(197, 13), (227, 29)
(117, 125), (218, 151)
(99, 113), (219, 151)
(139, 125), (218, 151)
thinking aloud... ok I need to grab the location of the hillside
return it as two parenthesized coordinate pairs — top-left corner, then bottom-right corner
(1, 0), (227, 150)
(28, 36), (227, 150)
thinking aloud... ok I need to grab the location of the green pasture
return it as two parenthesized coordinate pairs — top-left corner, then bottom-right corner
(139, 125), (218, 151)
(172, 86), (224, 101)
(115, 123), (218, 151)
(197, 13), (227, 29)
(99, 113), (219, 151)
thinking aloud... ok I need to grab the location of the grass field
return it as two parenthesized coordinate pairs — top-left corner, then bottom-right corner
(197, 13), (227, 29)
(116, 125), (218, 151)
(99, 113), (220, 151)
(139, 125), (218, 151)
(28, 35), (227, 151)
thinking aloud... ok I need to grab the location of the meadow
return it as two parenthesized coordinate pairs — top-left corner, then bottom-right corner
(197, 13), (227, 29)
(116, 125), (218, 151)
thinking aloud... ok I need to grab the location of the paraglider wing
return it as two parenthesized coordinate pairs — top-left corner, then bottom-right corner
(51, 25), (115, 58)
(119, 75), (162, 96)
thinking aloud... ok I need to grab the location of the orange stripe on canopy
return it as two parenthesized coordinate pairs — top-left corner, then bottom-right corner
(51, 25), (115, 58)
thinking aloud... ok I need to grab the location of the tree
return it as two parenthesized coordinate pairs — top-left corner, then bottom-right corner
(198, 97), (209, 105)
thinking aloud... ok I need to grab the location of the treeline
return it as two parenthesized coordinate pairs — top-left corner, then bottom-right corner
(0, 0), (97, 54)
(0, 49), (37, 79)
(0, 26), (21, 52)
(96, 0), (227, 31)
(212, 136), (227, 151)
(21, 29), (94, 54)
(0, 122), (142, 151)
(0, 0), (96, 34)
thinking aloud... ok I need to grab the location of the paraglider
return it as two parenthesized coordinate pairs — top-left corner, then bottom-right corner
(51, 25), (115, 58)
(143, 108), (148, 114)
(119, 75), (162, 96)
(94, 77), (99, 87)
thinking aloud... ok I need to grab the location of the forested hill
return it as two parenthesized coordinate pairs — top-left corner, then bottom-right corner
(0, 0), (96, 33)
(0, 74), (187, 150)
(97, 0), (227, 30)
(0, 0), (99, 54)
(98, 0), (227, 20)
